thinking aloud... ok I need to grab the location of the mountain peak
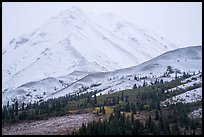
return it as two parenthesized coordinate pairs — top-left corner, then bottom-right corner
(57, 7), (85, 19)
(66, 6), (83, 13)
(3, 8), (179, 93)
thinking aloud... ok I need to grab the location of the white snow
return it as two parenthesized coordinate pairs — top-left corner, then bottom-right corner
(161, 87), (202, 106)
(2, 7), (202, 107)
(188, 107), (202, 119)
(2, 7), (178, 92)
(165, 72), (202, 93)
(181, 73), (202, 83)
(2, 46), (202, 107)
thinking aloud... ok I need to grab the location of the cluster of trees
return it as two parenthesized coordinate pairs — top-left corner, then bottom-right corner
(2, 101), (30, 123)
(73, 108), (146, 135)
(2, 91), (98, 123)
(96, 106), (106, 115)
(73, 103), (198, 135)
(102, 91), (128, 106)
(74, 101), (201, 135)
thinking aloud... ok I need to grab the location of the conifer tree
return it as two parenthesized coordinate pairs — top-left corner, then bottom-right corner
(121, 91), (124, 101)
(15, 101), (18, 116)
(155, 109), (159, 121)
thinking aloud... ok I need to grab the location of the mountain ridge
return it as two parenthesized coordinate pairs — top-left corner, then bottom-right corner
(2, 7), (179, 91)
(2, 45), (202, 106)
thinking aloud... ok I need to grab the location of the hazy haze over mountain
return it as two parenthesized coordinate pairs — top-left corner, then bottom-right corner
(2, 2), (202, 48)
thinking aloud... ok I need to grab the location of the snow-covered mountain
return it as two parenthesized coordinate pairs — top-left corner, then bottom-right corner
(2, 7), (177, 92)
(46, 45), (202, 98)
(2, 46), (202, 107)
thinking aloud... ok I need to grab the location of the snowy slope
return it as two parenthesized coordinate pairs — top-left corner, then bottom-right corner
(2, 7), (177, 92)
(160, 71), (202, 106)
(2, 46), (201, 107)
(161, 87), (202, 105)
(165, 73), (202, 93)
(188, 107), (202, 119)
(48, 46), (202, 98)
(2, 71), (92, 106)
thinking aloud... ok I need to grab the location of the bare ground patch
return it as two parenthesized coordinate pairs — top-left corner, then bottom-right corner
(2, 113), (101, 135)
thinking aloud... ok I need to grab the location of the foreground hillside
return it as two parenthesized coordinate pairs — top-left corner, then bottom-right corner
(2, 72), (202, 135)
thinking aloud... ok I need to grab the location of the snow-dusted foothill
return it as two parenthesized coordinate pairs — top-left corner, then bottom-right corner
(161, 87), (202, 106)
(161, 71), (202, 107)
(2, 46), (202, 107)
(188, 107), (202, 119)
(47, 46), (202, 99)
(165, 72), (202, 93)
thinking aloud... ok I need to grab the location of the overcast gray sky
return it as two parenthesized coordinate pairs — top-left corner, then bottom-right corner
(2, 2), (202, 48)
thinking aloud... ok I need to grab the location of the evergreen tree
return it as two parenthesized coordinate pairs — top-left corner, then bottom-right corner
(125, 102), (130, 112)
(160, 79), (163, 84)
(125, 95), (128, 102)
(131, 103), (136, 114)
(133, 84), (137, 89)
(102, 106), (106, 115)
(21, 102), (27, 120)
(112, 97), (116, 105)
(14, 101), (18, 116)
(148, 116), (152, 130)
(10, 104), (15, 120)
(7, 101), (9, 108)
(167, 66), (173, 74)
(155, 79), (158, 84)
(143, 80), (146, 87)
(2, 106), (9, 122)
(94, 92), (97, 105)
(116, 97), (120, 104)
(121, 91), (124, 101)
(156, 101), (161, 110)
(155, 109), (159, 121)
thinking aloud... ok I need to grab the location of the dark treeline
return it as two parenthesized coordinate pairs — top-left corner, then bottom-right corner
(73, 101), (202, 135)
(2, 90), (99, 123)
(73, 108), (146, 135)
(72, 72), (202, 135)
